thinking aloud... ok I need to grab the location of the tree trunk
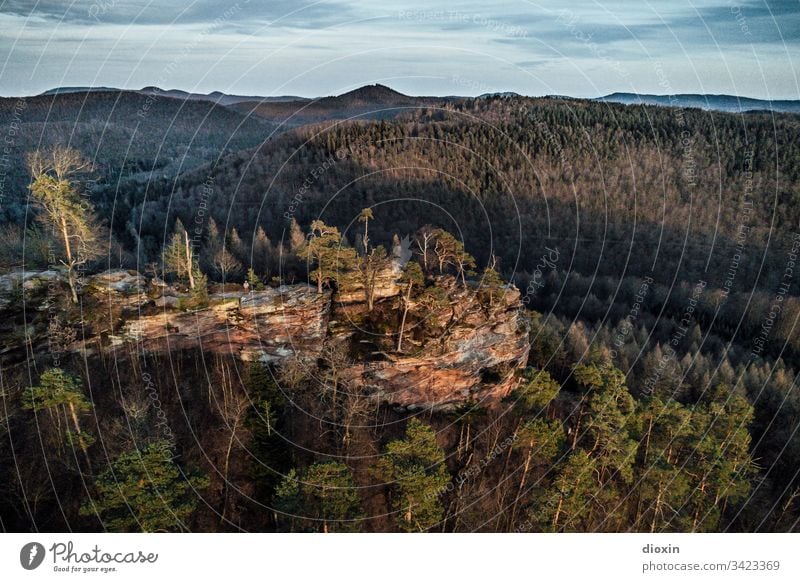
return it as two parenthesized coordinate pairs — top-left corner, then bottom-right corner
(220, 419), (238, 525)
(397, 281), (413, 351)
(68, 401), (91, 471)
(184, 230), (195, 290)
(553, 494), (564, 531)
(509, 446), (534, 530)
(60, 219), (79, 303)
(650, 482), (663, 533)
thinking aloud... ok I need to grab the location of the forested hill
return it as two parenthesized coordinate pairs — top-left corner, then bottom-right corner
(2, 90), (800, 533)
(0, 90), (276, 223)
(135, 95), (800, 292)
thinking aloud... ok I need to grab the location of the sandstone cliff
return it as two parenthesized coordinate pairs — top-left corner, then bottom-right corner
(0, 267), (530, 410)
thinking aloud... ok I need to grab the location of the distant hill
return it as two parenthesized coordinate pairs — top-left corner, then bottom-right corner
(478, 92), (521, 99)
(597, 92), (800, 113)
(137, 87), (307, 106)
(40, 86), (118, 95)
(232, 84), (455, 127)
(39, 86), (306, 106)
(0, 89), (277, 224)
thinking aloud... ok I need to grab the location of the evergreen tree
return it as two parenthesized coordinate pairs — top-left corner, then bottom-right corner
(297, 220), (357, 293)
(372, 419), (450, 532)
(534, 449), (597, 532)
(27, 147), (100, 303)
(276, 462), (363, 532)
(516, 367), (561, 411)
(23, 368), (94, 468)
(81, 441), (209, 532)
(397, 261), (424, 352)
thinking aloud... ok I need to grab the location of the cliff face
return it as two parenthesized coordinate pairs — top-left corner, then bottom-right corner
(106, 286), (332, 363)
(0, 268), (530, 410)
(351, 285), (529, 410)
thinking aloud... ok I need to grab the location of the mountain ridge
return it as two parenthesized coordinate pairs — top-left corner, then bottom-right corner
(30, 85), (800, 114)
(597, 92), (800, 113)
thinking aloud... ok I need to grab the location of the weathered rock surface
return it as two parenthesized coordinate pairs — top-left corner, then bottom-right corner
(0, 268), (530, 409)
(100, 286), (331, 363)
(335, 259), (403, 304)
(345, 285), (530, 410)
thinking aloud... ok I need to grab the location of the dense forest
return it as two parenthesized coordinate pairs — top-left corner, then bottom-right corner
(0, 89), (799, 532)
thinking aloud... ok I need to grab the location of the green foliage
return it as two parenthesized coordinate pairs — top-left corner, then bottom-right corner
(514, 418), (565, 463)
(516, 367), (561, 411)
(27, 147), (100, 302)
(276, 462), (363, 532)
(81, 441), (209, 532)
(574, 363), (638, 483)
(297, 220), (358, 293)
(532, 449), (597, 532)
(246, 267), (265, 290)
(372, 419), (450, 532)
(23, 368), (91, 413)
(189, 268), (209, 307)
(477, 261), (504, 306)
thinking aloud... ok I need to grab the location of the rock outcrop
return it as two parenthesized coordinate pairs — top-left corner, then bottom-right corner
(0, 267), (530, 409)
(344, 284), (529, 410)
(100, 285), (332, 363)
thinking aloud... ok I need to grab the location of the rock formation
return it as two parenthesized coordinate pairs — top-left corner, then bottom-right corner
(0, 267), (530, 410)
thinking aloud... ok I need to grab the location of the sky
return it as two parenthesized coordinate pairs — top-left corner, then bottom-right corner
(0, 0), (798, 99)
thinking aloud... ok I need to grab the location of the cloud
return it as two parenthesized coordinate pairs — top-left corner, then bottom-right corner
(0, 0), (354, 27)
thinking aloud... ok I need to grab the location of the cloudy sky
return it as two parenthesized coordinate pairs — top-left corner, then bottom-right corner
(0, 0), (797, 98)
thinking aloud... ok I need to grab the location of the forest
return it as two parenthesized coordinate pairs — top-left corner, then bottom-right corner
(0, 91), (798, 532)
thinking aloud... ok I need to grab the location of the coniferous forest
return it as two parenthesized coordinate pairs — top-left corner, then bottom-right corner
(1, 88), (799, 533)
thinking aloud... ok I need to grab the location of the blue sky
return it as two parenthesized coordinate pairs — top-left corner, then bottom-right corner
(0, 0), (797, 98)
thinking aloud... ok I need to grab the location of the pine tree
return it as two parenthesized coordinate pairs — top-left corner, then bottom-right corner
(533, 449), (597, 532)
(297, 220), (357, 293)
(27, 147), (100, 303)
(633, 397), (692, 532)
(23, 368), (94, 469)
(372, 419), (450, 532)
(516, 367), (561, 411)
(80, 441), (209, 532)
(276, 461), (363, 532)
(246, 267), (264, 291)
